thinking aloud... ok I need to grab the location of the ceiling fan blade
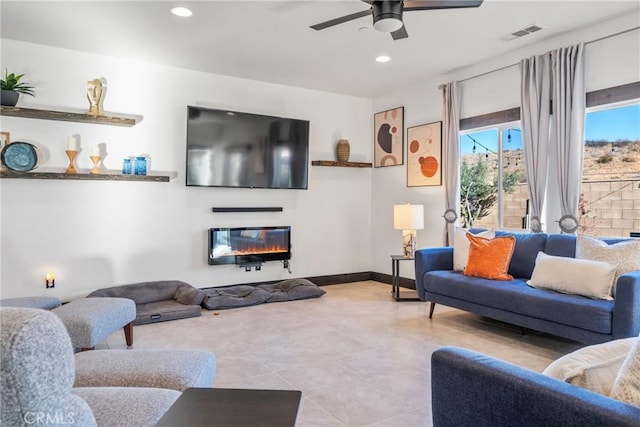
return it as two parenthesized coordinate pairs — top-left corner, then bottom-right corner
(403, 0), (484, 11)
(310, 9), (372, 31)
(391, 25), (409, 40)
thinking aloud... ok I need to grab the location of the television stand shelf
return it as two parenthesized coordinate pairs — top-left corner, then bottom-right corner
(311, 160), (372, 168)
(212, 207), (283, 213)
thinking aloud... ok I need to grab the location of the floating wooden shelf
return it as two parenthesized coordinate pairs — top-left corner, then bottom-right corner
(311, 160), (372, 168)
(0, 170), (171, 182)
(0, 106), (142, 127)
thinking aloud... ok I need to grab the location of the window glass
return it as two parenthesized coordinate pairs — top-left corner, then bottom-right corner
(580, 102), (640, 237)
(459, 126), (526, 230)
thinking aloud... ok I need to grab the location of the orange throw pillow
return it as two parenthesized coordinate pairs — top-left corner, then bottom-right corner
(463, 234), (516, 281)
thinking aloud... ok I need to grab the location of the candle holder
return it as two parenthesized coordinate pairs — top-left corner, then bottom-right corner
(65, 150), (78, 174)
(90, 155), (102, 174)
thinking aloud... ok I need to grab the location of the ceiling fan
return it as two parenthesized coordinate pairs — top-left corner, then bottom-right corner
(310, 0), (484, 40)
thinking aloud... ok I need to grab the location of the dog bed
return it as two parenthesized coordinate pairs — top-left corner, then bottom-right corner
(202, 278), (325, 310)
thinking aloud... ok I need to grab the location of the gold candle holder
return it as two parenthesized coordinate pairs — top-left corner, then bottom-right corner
(90, 155), (102, 174)
(65, 150), (78, 174)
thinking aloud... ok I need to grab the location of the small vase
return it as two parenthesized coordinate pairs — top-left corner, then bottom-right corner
(336, 139), (350, 162)
(134, 156), (147, 176)
(1, 90), (19, 107)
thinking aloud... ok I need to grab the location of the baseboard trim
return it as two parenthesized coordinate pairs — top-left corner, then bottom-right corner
(370, 272), (416, 290)
(201, 272), (416, 290)
(305, 272), (373, 286)
(306, 271), (416, 290)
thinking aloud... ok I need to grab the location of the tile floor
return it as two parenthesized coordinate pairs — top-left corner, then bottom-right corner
(102, 281), (583, 426)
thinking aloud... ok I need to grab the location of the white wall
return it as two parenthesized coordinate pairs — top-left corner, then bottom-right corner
(371, 12), (640, 277)
(0, 39), (373, 299)
(2, 11), (639, 297)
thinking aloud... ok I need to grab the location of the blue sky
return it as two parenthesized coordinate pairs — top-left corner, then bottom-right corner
(460, 103), (639, 153)
(585, 104), (640, 141)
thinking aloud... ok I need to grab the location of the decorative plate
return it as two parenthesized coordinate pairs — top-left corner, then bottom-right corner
(1, 141), (39, 172)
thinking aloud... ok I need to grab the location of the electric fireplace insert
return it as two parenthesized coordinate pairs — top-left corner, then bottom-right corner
(208, 226), (291, 266)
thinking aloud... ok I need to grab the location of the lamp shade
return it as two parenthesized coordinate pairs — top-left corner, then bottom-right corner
(394, 204), (424, 230)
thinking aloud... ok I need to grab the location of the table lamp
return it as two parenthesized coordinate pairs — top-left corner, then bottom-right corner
(394, 204), (424, 256)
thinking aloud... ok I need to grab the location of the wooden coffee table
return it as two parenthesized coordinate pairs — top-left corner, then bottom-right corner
(155, 388), (302, 427)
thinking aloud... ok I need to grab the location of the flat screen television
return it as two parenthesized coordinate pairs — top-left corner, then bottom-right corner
(186, 106), (310, 189)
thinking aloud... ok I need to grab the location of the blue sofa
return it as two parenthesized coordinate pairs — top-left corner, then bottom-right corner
(414, 231), (640, 344)
(431, 346), (640, 426)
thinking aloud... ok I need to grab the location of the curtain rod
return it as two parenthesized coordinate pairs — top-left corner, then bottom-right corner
(438, 25), (640, 89)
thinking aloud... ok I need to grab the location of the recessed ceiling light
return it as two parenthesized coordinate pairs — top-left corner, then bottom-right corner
(171, 7), (193, 17)
(375, 55), (391, 63)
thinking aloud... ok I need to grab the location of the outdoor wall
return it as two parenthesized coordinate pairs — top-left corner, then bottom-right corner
(0, 39), (373, 300)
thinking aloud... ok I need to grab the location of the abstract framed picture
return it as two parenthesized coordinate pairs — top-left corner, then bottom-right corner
(407, 121), (442, 186)
(374, 106), (404, 167)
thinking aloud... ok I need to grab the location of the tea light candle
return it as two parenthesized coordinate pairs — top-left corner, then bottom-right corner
(92, 145), (100, 157)
(67, 136), (78, 151)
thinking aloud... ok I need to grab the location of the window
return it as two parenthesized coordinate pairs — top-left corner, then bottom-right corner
(579, 101), (640, 237)
(459, 123), (527, 230)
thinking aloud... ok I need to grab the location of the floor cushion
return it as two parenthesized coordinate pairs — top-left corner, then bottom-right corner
(136, 300), (202, 325)
(257, 278), (326, 302)
(202, 286), (271, 310)
(202, 279), (325, 309)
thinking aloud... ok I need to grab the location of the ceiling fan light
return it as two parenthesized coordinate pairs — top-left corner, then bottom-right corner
(372, 1), (404, 32)
(373, 17), (403, 32)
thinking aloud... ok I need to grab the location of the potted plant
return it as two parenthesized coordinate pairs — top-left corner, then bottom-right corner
(1, 69), (36, 107)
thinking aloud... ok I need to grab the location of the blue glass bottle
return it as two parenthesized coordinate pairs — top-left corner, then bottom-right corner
(134, 156), (147, 176)
(122, 158), (132, 175)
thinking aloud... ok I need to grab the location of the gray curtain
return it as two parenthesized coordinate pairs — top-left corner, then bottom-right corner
(520, 53), (552, 233)
(441, 82), (461, 246)
(551, 43), (585, 234)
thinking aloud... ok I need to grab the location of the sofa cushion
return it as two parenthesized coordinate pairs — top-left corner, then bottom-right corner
(544, 234), (577, 258)
(611, 335), (640, 406)
(495, 231), (547, 279)
(576, 235), (640, 296)
(464, 234), (515, 280)
(543, 337), (637, 395)
(424, 270), (614, 334)
(453, 227), (495, 271)
(527, 252), (616, 300)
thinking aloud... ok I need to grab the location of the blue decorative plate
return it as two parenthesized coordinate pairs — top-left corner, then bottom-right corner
(1, 142), (39, 172)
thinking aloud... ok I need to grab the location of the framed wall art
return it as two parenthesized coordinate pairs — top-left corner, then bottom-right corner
(374, 106), (404, 167)
(407, 121), (442, 187)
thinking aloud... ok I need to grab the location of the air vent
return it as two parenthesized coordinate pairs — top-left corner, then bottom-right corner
(502, 24), (545, 41)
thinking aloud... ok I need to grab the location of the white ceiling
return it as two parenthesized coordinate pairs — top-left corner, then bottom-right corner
(1, 1), (639, 98)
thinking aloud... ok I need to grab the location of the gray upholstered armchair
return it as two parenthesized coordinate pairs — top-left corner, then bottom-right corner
(1, 308), (182, 426)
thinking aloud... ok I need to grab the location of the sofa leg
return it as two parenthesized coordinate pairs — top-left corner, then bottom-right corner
(429, 302), (436, 319)
(521, 327), (528, 336)
(124, 322), (133, 347)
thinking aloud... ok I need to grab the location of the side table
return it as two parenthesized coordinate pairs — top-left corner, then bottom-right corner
(391, 255), (420, 301)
